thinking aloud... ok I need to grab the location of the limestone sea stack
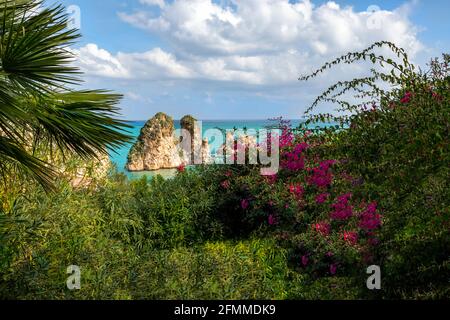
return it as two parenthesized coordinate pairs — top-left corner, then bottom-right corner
(126, 112), (183, 171)
(179, 115), (211, 165)
(180, 115), (201, 165)
(126, 113), (211, 171)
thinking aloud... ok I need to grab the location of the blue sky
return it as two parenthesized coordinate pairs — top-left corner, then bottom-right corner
(57, 0), (450, 120)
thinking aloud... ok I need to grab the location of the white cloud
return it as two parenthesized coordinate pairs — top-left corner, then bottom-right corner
(76, 0), (424, 88)
(118, 48), (193, 79)
(73, 45), (192, 80)
(75, 44), (130, 78)
(139, 0), (166, 8)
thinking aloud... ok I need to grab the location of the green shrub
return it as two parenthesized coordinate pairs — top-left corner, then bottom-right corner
(130, 239), (295, 300)
(90, 168), (223, 249)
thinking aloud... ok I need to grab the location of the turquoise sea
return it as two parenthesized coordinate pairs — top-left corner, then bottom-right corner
(110, 119), (307, 179)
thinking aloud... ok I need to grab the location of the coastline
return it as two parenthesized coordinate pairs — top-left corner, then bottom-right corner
(111, 119), (306, 179)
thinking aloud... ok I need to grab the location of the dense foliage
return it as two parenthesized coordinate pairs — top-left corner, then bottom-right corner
(0, 1), (448, 300)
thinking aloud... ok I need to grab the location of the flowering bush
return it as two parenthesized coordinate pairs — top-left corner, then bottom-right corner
(209, 44), (449, 299)
(295, 43), (449, 298)
(210, 119), (385, 282)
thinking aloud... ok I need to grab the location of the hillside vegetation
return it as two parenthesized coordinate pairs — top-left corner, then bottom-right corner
(0, 0), (448, 300)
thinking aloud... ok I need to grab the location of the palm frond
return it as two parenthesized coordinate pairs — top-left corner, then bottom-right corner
(0, 0), (132, 190)
(29, 91), (132, 159)
(0, 135), (55, 189)
(0, 0), (81, 93)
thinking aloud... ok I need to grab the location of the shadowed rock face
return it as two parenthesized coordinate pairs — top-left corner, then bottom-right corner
(180, 115), (203, 165)
(126, 113), (211, 171)
(126, 113), (183, 171)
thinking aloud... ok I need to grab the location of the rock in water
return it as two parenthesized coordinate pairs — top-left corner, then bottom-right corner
(126, 113), (183, 171)
(180, 115), (209, 165)
(201, 138), (211, 164)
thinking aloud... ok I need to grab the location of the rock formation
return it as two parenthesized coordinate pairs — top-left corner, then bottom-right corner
(179, 115), (212, 165)
(126, 113), (183, 171)
(126, 113), (211, 171)
(180, 115), (200, 164)
(201, 138), (212, 164)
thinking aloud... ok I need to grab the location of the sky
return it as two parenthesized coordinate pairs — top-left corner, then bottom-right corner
(57, 0), (450, 120)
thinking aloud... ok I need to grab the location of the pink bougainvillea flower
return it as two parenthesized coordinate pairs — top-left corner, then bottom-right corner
(366, 202), (377, 214)
(359, 202), (382, 231)
(330, 264), (337, 275)
(281, 142), (309, 171)
(308, 160), (336, 189)
(330, 193), (353, 220)
(400, 91), (413, 104)
(268, 214), (277, 226)
(289, 184), (305, 200)
(265, 174), (277, 185)
(301, 255), (309, 266)
(220, 180), (231, 189)
(319, 160), (337, 170)
(343, 231), (359, 245)
(432, 92), (442, 101)
(312, 221), (331, 236)
(225, 170), (233, 177)
(316, 193), (330, 204)
(241, 199), (250, 210)
(280, 127), (294, 148)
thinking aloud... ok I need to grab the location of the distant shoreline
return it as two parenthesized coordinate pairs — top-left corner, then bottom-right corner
(124, 118), (306, 122)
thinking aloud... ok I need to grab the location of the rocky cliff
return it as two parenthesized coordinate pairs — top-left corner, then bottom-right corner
(180, 115), (211, 165)
(126, 113), (183, 171)
(126, 113), (210, 171)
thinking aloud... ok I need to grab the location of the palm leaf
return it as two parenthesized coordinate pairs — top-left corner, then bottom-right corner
(0, 135), (55, 189)
(0, 0), (132, 190)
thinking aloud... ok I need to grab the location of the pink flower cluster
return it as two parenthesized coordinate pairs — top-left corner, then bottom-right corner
(289, 184), (305, 200)
(315, 193), (330, 204)
(241, 199), (250, 210)
(268, 214), (278, 226)
(281, 143), (309, 171)
(221, 180), (231, 189)
(400, 91), (413, 104)
(330, 263), (337, 275)
(343, 231), (359, 245)
(302, 255), (309, 266)
(280, 127), (294, 148)
(308, 160), (336, 188)
(359, 202), (382, 231)
(432, 91), (442, 101)
(312, 221), (331, 236)
(330, 193), (353, 220)
(265, 174), (277, 185)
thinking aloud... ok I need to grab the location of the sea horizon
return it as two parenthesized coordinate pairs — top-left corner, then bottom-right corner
(111, 118), (308, 179)
(124, 118), (307, 123)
